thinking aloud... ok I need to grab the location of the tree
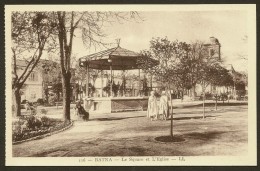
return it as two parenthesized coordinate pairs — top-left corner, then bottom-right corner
(142, 75), (149, 96)
(54, 11), (140, 122)
(171, 42), (194, 101)
(41, 58), (61, 104)
(198, 58), (222, 118)
(52, 81), (63, 101)
(11, 12), (56, 117)
(211, 66), (234, 108)
(140, 37), (189, 137)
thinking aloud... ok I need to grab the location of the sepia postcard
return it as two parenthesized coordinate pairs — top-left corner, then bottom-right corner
(5, 4), (256, 166)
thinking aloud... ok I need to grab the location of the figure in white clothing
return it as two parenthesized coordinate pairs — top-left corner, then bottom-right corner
(147, 91), (158, 120)
(159, 91), (169, 120)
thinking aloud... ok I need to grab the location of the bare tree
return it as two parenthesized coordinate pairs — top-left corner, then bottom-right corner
(54, 11), (141, 122)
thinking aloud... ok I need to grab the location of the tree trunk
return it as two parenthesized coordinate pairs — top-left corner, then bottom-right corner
(57, 92), (60, 101)
(203, 91), (205, 119)
(44, 88), (49, 105)
(75, 83), (78, 101)
(181, 89), (184, 102)
(46, 93), (49, 104)
(192, 85), (196, 100)
(12, 88), (21, 117)
(80, 82), (83, 100)
(215, 97), (218, 111)
(62, 72), (71, 122)
(167, 85), (174, 138)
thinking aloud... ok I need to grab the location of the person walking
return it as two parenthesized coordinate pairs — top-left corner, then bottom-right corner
(147, 91), (158, 120)
(159, 91), (169, 120)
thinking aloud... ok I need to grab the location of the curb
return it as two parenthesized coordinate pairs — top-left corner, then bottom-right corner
(13, 121), (74, 145)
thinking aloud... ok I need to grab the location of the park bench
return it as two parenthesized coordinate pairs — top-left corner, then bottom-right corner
(194, 96), (200, 101)
(55, 102), (63, 109)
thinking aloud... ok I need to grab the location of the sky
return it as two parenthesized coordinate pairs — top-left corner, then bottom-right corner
(70, 11), (248, 72)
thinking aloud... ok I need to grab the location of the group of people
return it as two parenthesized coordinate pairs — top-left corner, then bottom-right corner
(147, 91), (169, 121)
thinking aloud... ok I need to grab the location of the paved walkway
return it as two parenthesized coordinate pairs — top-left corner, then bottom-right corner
(13, 105), (248, 157)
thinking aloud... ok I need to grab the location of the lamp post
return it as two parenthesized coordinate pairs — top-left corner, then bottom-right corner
(108, 58), (113, 97)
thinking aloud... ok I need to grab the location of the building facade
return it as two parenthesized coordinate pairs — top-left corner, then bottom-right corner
(15, 60), (44, 102)
(15, 59), (62, 102)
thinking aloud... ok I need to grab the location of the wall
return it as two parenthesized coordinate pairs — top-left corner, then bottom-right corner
(17, 68), (43, 102)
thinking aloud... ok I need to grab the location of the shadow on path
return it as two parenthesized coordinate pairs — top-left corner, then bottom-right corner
(184, 131), (226, 141)
(89, 115), (145, 122)
(173, 102), (247, 109)
(170, 115), (220, 121)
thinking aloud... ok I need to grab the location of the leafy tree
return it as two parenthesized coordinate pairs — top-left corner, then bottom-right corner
(11, 12), (56, 117)
(142, 75), (149, 96)
(52, 81), (63, 101)
(40, 59), (61, 104)
(198, 57), (222, 118)
(140, 37), (189, 137)
(209, 66), (234, 109)
(170, 42), (194, 100)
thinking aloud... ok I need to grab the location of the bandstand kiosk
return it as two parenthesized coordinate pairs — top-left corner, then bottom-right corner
(78, 45), (158, 113)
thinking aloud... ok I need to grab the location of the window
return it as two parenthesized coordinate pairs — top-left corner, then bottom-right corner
(31, 91), (36, 100)
(28, 72), (38, 81)
(209, 48), (215, 56)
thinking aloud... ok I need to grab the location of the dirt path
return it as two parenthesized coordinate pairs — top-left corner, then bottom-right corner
(13, 105), (248, 157)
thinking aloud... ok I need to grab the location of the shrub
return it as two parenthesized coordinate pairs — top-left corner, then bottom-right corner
(49, 95), (58, 106)
(40, 109), (48, 115)
(220, 93), (228, 101)
(21, 100), (29, 104)
(205, 92), (213, 100)
(12, 115), (70, 142)
(40, 116), (51, 127)
(37, 98), (45, 105)
(237, 90), (246, 99)
(199, 92), (212, 100)
(26, 116), (41, 130)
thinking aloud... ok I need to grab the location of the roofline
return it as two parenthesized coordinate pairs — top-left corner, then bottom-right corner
(79, 46), (141, 61)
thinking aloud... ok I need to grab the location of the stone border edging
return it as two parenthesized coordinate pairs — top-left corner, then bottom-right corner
(13, 121), (74, 145)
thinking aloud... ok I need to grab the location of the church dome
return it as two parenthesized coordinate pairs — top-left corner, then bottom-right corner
(209, 37), (220, 45)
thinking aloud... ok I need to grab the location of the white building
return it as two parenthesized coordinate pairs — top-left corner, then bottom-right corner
(16, 60), (44, 102)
